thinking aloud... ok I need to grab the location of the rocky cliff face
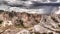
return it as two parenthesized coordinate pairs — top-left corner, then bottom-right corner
(0, 0), (60, 34)
(0, 11), (60, 34)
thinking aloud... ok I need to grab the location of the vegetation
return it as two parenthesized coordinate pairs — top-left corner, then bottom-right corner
(0, 20), (3, 24)
(15, 19), (24, 28)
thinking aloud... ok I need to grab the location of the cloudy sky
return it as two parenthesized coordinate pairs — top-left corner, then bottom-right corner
(0, 0), (60, 14)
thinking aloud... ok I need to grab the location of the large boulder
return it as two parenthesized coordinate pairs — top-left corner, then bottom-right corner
(16, 29), (31, 34)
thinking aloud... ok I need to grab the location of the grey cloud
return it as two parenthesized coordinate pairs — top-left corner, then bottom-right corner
(0, 0), (60, 8)
(0, 0), (60, 14)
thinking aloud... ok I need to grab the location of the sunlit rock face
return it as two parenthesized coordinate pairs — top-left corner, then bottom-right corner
(0, 11), (42, 28)
(17, 29), (31, 34)
(33, 14), (60, 34)
(0, 11), (60, 34)
(2, 28), (21, 34)
(34, 25), (52, 33)
(2, 20), (12, 27)
(0, 0), (60, 33)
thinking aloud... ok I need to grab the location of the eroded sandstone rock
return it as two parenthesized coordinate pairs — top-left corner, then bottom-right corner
(0, 11), (60, 34)
(17, 29), (31, 34)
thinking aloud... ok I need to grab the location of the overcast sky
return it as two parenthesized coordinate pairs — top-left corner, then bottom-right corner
(0, 0), (60, 14)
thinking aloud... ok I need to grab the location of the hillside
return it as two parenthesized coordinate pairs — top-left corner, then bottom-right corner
(0, 10), (60, 34)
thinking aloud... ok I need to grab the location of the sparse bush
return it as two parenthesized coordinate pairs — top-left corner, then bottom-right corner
(0, 20), (3, 24)
(0, 10), (4, 14)
(15, 19), (24, 28)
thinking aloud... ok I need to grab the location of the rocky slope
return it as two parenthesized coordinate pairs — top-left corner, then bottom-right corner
(0, 10), (60, 34)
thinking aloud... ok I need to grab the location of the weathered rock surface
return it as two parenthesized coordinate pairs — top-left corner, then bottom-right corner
(35, 14), (60, 34)
(0, 11), (60, 34)
(0, 11), (41, 27)
(16, 29), (31, 34)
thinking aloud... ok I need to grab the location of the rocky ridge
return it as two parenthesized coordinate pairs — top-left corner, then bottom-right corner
(0, 10), (60, 34)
